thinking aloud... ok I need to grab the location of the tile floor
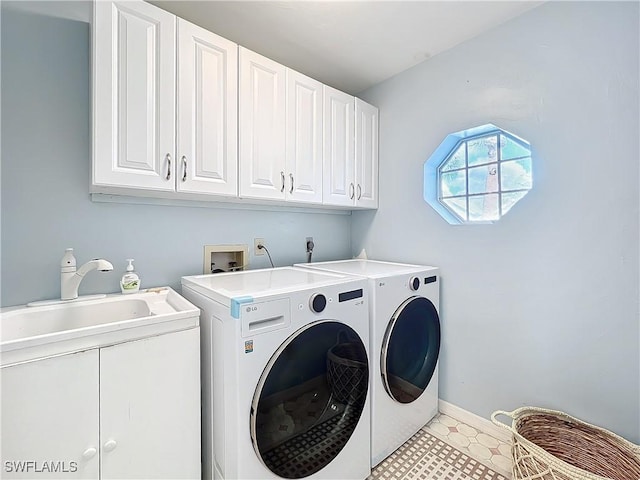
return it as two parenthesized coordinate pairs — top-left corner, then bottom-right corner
(372, 412), (513, 479)
(424, 413), (513, 476)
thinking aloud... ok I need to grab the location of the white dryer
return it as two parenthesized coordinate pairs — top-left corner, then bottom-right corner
(181, 267), (371, 480)
(295, 259), (441, 467)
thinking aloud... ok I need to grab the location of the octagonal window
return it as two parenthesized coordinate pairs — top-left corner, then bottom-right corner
(424, 124), (532, 224)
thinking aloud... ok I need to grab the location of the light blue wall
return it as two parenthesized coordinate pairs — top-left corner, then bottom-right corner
(354, 2), (640, 442)
(0, 6), (351, 307)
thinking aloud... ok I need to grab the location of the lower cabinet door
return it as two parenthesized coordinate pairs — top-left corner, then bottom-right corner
(0, 350), (100, 479)
(99, 328), (201, 480)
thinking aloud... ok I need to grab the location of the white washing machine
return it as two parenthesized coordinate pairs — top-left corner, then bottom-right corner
(181, 267), (371, 480)
(295, 259), (441, 467)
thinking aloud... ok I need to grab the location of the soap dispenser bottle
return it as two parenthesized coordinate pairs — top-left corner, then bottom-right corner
(120, 259), (140, 294)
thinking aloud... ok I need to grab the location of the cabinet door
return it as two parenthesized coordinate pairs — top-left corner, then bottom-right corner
(1, 351), (100, 480)
(93, 1), (176, 191)
(177, 19), (238, 196)
(285, 69), (323, 204)
(100, 328), (201, 480)
(355, 98), (379, 209)
(323, 86), (355, 206)
(239, 47), (287, 200)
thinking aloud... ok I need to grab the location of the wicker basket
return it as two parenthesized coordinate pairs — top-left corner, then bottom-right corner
(491, 407), (640, 480)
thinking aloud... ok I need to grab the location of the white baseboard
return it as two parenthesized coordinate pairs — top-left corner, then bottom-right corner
(438, 399), (512, 444)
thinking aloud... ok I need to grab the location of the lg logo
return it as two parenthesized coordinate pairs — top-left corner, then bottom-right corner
(245, 306), (258, 313)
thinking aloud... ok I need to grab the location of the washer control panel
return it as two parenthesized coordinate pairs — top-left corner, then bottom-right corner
(309, 288), (364, 313)
(409, 276), (421, 291)
(309, 293), (327, 313)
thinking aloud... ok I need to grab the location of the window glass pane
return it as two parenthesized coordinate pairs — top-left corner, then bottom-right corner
(468, 164), (499, 195)
(467, 135), (497, 166)
(440, 170), (466, 197)
(441, 144), (465, 171)
(500, 134), (530, 160)
(501, 158), (532, 191)
(469, 194), (499, 221)
(501, 191), (528, 215)
(442, 197), (467, 220)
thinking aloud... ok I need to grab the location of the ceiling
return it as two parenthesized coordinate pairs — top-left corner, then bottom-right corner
(4, 0), (543, 95)
(151, 1), (544, 94)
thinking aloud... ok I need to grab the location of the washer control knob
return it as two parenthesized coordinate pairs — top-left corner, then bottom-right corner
(409, 276), (421, 291)
(310, 293), (327, 313)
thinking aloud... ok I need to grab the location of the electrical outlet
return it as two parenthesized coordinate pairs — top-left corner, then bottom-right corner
(306, 237), (314, 252)
(254, 238), (265, 255)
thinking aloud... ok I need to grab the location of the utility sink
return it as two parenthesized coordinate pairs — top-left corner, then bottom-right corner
(0, 287), (200, 366)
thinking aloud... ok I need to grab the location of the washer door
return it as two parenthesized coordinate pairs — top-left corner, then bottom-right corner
(381, 296), (440, 403)
(250, 321), (368, 479)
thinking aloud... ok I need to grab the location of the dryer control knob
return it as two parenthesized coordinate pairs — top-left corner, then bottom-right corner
(310, 293), (327, 313)
(409, 276), (421, 291)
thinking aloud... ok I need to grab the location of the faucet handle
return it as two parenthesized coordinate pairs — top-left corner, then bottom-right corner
(61, 248), (76, 270)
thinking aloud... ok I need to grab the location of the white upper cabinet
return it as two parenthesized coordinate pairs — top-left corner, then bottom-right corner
(322, 90), (379, 208)
(355, 98), (379, 208)
(93, 2), (238, 197)
(238, 47), (287, 200)
(93, 1), (176, 191)
(93, 1), (377, 209)
(285, 70), (323, 204)
(323, 86), (355, 207)
(177, 19), (238, 196)
(239, 48), (324, 204)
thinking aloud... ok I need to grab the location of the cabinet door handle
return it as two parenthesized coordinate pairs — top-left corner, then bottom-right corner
(103, 440), (117, 452)
(357, 184), (362, 200)
(349, 183), (355, 200)
(280, 171), (285, 192)
(82, 447), (97, 459)
(289, 174), (294, 194)
(181, 155), (187, 182)
(165, 154), (172, 181)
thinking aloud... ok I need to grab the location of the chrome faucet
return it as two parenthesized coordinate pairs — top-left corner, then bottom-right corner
(60, 248), (114, 300)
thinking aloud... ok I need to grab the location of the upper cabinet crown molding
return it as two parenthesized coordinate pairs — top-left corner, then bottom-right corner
(92, 0), (377, 210)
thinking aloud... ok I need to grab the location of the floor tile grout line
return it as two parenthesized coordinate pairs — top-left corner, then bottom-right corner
(422, 425), (512, 478)
(370, 427), (510, 480)
(422, 416), (513, 478)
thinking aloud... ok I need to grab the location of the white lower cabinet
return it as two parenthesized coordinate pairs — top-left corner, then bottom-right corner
(0, 328), (200, 480)
(1, 350), (100, 479)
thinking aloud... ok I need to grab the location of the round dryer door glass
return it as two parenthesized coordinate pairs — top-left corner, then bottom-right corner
(250, 321), (369, 479)
(381, 296), (441, 403)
